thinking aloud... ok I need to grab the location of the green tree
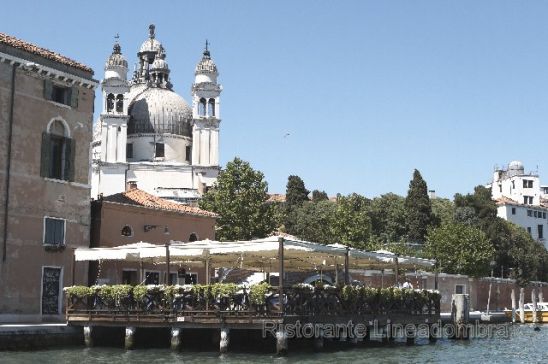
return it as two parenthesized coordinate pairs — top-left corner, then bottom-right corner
(286, 200), (336, 244)
(285, 175), (309, 209)
(199, 158), (275, 240)
(369, 193), (407, 244)
(425, 223), (494, 277)
(330, 193), (372, 249)
(405, 169), (433, 243)
(311, 189), (329, 202)
(430, 198), (454, 226)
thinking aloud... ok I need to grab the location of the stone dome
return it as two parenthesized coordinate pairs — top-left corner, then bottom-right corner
(151, 57), (169, 71)
(139, 38), (163, 54)
(127, 87), (192, 137)
(509, 160), (524, 170)
(105, 43), (128, 69)
(195, 49), (218, 74)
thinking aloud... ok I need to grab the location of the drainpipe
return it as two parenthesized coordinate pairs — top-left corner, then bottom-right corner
(2, 63), (16, 262)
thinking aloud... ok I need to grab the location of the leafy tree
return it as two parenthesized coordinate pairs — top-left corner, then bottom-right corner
(430, 198), (454, 226)
(199, 157), (275, 240)
(285, 175), (309, 209)
(311, 189), (329, 202)
(286, 200), (336, 244)
(404, 169), (433, 243)
(425, 223), (494, 277)
(369, 193), (407, 244)
(330, 193), (372, 249)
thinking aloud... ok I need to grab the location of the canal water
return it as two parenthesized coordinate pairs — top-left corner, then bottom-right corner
(2, 324), (546, 363)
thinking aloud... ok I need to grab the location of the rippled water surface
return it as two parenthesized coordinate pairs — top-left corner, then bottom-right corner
(2, 325), (547, 363)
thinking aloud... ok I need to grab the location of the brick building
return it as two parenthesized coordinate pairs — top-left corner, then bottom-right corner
(0, 33), (97, 322)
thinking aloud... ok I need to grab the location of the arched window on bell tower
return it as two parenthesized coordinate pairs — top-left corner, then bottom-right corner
(106, 93), (115, 112)
(116, 94), (124, 113)
(198, 98), (206, 116)
(208, 98), (215, 117)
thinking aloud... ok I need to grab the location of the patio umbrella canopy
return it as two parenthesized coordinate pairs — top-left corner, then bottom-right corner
(74, 236), (435, 272)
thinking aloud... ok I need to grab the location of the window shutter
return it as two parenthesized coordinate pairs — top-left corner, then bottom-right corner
(45, 219), (54, 244)
(64, 137), (76, 182)
(70, 87), (79, 109)
(40, 132), (51, 177)
(43, 79), (52, 100)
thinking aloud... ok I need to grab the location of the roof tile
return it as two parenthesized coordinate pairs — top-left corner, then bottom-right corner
(0, 32), (93, 73)
(102, 188), (218, 218)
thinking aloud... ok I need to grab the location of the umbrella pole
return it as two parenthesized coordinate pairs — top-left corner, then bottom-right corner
(165, 243), (171, 285)
(344, 247), (350, 285)
(278, 237), (284, 315)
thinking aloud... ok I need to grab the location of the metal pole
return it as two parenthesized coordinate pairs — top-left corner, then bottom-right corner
(278, 237), (284, 314)
(394, 256), (400, 287)
(165, 243), (171, 285)
(344, 247), (350, 285)
(71, 248), (76, 286)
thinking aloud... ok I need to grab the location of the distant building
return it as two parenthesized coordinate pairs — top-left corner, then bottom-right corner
(89, 187), (217, 285)
(488, 161), (548, 248)
(0, 32), (97, 321)
(91, 25), (222, 204)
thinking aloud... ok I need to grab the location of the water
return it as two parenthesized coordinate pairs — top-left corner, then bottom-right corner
(2, 325), (547, 363)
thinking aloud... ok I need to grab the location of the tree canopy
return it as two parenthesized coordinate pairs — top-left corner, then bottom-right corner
(405, 169), (433, 243)
(199, 157), (275, 241)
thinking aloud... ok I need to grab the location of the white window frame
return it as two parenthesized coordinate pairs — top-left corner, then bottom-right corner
(43, 216), (66, 246)
(40, 265), (64, 316)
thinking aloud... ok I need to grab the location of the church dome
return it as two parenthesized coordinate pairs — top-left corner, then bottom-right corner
(139, 38), (162, 54)
(151, 57), (169, 71)
(106, 43), (128, 68)
(127, 87), (192, 137)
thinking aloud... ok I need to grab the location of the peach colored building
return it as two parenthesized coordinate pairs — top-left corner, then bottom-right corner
(89, 188), (217, 285)
(0, 33), (97, 322)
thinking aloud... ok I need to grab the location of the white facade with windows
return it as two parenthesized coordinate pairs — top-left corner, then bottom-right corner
(488, 161), (548, 248)
(91, 25), (222, 203)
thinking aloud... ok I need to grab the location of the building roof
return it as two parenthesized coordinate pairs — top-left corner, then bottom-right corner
(0, 32), (93, 73)
(495, 196), (519, 206)
(101, 188), (218, 218)
(267, 194), (286, 203)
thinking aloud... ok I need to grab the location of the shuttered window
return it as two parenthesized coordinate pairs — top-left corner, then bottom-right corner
(43, 80), (79, 108)
(44, 218), (65, 246)
(40, 132), (75, 181)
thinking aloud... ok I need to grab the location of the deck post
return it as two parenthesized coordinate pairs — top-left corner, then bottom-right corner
(532, 288), (538, 324)
(344, 247), (350, 285)
(170, 327), (181, 350)
(451, 294), (469, 339)
(406, 324), (415, 345)
(313, 329), (324, 351)
(125, 326), (136, 350)
(511, 288), (516, 323)
(220, 327), (230, 354)
(278, 237), (284, 315)
(519, 288), (525, 324)
(83, 326), (93, 347)
(276, 330), (288, 356)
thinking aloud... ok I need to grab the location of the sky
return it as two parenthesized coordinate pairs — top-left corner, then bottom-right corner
(3, 0), (548, 199)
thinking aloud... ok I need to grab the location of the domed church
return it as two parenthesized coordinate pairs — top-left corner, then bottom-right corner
(91, 25), (222, 204)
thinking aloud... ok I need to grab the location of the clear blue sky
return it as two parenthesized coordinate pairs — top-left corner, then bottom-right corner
(4, 1), (548, 199)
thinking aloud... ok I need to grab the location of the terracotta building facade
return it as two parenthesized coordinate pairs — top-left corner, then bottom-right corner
(89, 188), (217, 286)
(0, 33), (97, 322)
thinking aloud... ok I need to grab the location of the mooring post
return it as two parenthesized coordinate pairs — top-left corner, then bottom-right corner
(219, 327), (230, 354)
(170, 327), (181, 350)
(385, 320), (393, 343)
(451, 294), (470, 339)
(125, 326), (136, 350)
(278, 237), (285, 315)
(511, 288), (516, 324)
(519, 288), (525, 324)
(532, 288), (538, 324)
(83, 326), (93, 347)
(276, 330), (288, 356)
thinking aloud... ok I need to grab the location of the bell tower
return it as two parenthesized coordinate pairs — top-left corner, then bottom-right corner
(191, 41), (222, 167)
(91, 36), (130, 198)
